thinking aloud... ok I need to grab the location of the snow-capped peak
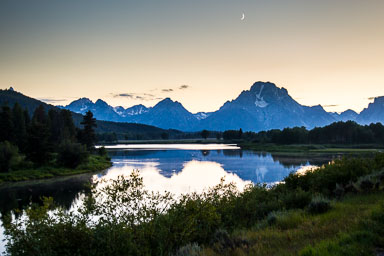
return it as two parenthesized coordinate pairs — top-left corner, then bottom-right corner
(254, 84), (269, 108)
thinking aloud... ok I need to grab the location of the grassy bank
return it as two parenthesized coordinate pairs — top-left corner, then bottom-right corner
(201, 192), (384, 255)
(0, 154), (111, 183)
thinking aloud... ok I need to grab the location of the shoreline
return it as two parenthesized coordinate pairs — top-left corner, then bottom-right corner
(0, 155), (112, 185)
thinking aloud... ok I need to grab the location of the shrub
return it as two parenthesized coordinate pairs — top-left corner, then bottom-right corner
(308, 196), (331, 214)
(275, 211), (303, 230)
(267, 212), (277, 225)
(0, 141), (22, 172)
(174, 243), (201, 256)
(97, 146), (108, 157)
(57, 141), (89, 168)
(211, 229), (234, 252)
(281, 188), (312, 209)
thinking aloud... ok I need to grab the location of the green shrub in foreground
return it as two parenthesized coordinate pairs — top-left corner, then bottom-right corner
(308, 196), (332, 214)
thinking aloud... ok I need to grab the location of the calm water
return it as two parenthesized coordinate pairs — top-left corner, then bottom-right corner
(0, 144), (342, 253)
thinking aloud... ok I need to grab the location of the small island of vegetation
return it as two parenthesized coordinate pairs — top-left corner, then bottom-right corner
(0, 104), (111, 183)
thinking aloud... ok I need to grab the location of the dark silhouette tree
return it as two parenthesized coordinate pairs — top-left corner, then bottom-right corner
(80, 111), (97, 150)
(26, 105), (51, 165)
(12, 103), (27, 149)
(0, 105), (14, 143)
(201, 129), (210, 140)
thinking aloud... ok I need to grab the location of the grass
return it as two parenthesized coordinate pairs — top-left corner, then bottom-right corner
(201, 191), (384, 255)
(0, 155), (111, 183)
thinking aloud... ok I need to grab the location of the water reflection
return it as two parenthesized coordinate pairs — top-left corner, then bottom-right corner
(106, 148), (333, 184)
(95, 160), (250, 195)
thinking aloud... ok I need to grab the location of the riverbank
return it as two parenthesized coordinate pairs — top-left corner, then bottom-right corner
(0, 154), (111, 183)
(239, 142), (384, 153)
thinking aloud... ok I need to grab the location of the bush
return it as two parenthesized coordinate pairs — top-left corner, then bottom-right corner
(0, 141), (22, 172)
(57, 141), (89, 168)
(266, 211), (303, 230)
(281, 188), (312, 209)
(267, 212), (277, 226)
(308, 196), (331, 214)
(97, 146), (108, 157)
(174, 243), (201, 256)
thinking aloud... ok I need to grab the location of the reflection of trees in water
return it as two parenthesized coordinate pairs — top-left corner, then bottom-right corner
(0, 174), (92, 216)
(201, 150), (210, 156)
(222, 149), (243, 157)
(270, 153), (342, 168)
(108, 150), (160, 158)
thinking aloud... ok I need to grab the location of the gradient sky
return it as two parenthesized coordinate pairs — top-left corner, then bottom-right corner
(1, 0), (384, 113)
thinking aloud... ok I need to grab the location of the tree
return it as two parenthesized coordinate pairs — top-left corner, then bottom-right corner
(12, 103), (27, 150)
(0, 105), (14, 143)
(80, 111), (97, 150)
(26, 105), (51, 165)
(57, 141), (89, 168)
(60, 109), (76, 142)
(201, 130), (210, 140)
(161, 132), (169, 140)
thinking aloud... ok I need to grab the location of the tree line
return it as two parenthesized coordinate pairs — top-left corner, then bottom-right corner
(222, 121), (384, 145)
(0, 103), (98, 172)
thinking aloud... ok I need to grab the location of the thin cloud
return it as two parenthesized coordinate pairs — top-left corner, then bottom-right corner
(38, 98), (68, 103)
(113, 92), (158, 101)
(162, 89), (174, 92)
(179, 85), (189, 90)
(323, 104), (338, 107)
(368, 96), (383, 100)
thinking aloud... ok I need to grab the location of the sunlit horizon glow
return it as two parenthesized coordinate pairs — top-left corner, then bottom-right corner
(1, 0), (384, 113)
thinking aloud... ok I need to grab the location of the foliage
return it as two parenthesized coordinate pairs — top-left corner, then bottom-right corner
(231, 121), (384, 146)
(0, 103), (111, 180)
(201, 129), (210, 139)
(0, 141), (22, 172)
(299, 203), (384, 256)
(57, 141), (89, 168)
(283, 153), (384, 196)
(79, 110), (97, 150)
(174, 243), (201, 256)
(308, 196), (332, 214)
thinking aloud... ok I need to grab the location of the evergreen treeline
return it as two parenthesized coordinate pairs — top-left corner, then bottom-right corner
(0, 103), (98, 173)
(223, 121), (384, 145)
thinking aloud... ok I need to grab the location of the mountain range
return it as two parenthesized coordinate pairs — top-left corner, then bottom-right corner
(61, 81), (384, 132)
(0, 89), (173, 136)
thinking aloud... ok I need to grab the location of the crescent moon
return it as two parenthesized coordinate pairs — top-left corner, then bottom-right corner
(241, 13), (245, 21)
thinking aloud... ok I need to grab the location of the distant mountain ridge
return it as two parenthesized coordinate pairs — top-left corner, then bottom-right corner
(4, 81), (383, 132)
(63, 81), (380, 131)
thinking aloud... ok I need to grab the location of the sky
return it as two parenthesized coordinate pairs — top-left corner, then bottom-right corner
(1, 0), (384, 113)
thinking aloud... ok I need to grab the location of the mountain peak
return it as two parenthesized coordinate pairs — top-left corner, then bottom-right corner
(156, 97), (182, 108)
(95, 99), (109, 106)
(250, 81), (277, 91)
(373, 96), (384, 105)
(72, 97), (93, 104)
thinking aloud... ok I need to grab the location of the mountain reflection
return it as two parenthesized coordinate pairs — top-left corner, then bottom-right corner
(95, 160), (250, 195)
